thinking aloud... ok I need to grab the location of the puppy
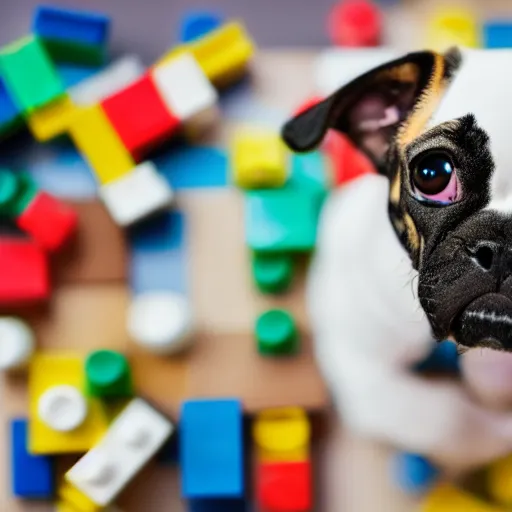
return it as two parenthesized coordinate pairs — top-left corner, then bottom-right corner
(282, 48), (512, 471)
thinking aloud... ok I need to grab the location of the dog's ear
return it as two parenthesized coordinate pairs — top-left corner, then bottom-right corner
(282, 50), (461, 171)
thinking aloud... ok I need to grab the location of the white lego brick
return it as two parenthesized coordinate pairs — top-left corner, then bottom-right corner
(0, 317), (34, 370)
(69, 55), (145, 106)
(314, 48), (400, 96)
(66, 399), (173, 506)
(127, 292), (194, 355)
(38, 385), (88, 432)
(99, 162), (173, 226)
(152, 53), (218, 123)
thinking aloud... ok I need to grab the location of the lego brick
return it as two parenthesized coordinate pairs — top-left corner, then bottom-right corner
(253, 407), (310, 463)
(0, 36), (64, 112)
(256, 461), (312, 512)
(57, 63), (103, 89)
(99, 161), (173, 226)
(0, 238), (49, 304)
(11, 419), (55, 498)
(414, 340), (460, 374)
(392, 452), (439, 495)
(27, 94), (77, 141)
(0, 170), (38, 217)
(180, 399), (244, 498)
(488, 454), (512, 506)
(0, 76), (22, 132)
(327, 0), (382, 47)
(59, 480), (102, 512)
(252, 253), (294, 294)
(68, 104), (136, 185)
(426, 8), (480, 51)
(244, 189), (319, 253)
(0, 317), (35, 370)
(255, 309), (299, 356)
(17, 192), (78, 251)
(290, 151), (330, 196)
(69, 55), (145, 106)
(231, 128), (288, 189)
(152, 53), (218, 124)
(66, 398), (173, 506)
(180, 11), (223, 43)
(29, 353), (109, 454)
(422, 484), (506, 512)
(188, 498), (247, 512)
(85, 350), (133, 398)
(101, 74), (180, 160)
(484, 21), (512, 49)
(159, 22), (255, 88)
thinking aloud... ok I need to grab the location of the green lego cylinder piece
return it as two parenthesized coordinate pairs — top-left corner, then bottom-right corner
(85, 350), (133, 399)
(255, 309), (299, 356)
(252, 253), (293, 294)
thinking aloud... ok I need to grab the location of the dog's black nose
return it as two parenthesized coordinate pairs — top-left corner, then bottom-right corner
(467, 241), (512, 280)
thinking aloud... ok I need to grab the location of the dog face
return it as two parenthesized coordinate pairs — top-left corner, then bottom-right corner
(282, 48), (512, 351)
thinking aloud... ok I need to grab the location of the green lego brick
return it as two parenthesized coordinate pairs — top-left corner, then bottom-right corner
(290, 151), (330, 197)
(85, 350), (133, 399)
(0, 36), (64, 112)
(255, 309), (299, 356)
(252, 253), (294, 294)
(42, 39), (106, 67)
(245, 189), (320, 253)
(0, 170), (37, 217)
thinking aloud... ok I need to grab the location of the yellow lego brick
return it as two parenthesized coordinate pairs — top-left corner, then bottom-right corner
(27, 95), (77, 142)
(29, 353), (109, 455)
(59, 481), (104, 512)
(488, 454), (512, 506)
(253, 407), (310, 463)
(68, 104), (135, 185)
(422, 483), (507, 512)
(231, 128), (288, 189)
(158, 22), (255, 87)
(426, 8), (480, 52)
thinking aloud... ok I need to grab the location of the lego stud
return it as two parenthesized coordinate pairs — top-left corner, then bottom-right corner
(85, 349), (133, 399)
(127, 291), (193, 355)
(121, 424), (151, 449)
(38, 385), (88, 432)
(0, 317), (35, 370)
(255, 309), (299, 356)
(79, 451), (115, 486)
(252, 253), (294, 294)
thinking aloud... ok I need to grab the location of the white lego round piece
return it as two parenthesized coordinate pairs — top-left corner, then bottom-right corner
(127, 292), (193, 355)
(0, 317), (35, 370)
(38, 385), (88, 432)
(79, 451), (115, 486)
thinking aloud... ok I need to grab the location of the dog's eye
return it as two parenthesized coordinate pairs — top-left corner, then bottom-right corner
(411, 153), (460, 204)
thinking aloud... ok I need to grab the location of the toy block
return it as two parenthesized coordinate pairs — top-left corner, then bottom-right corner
(188, 498), (247, 512)
(290, 151), (330, 198)
(180, 399), (244, 498)
(85, 350), (133, 398)
(57, 63), (102, 89)
(99, 161), (173, 226)
(484, 21), (512, 49)
(0, 238), (49, 304)
(27, 94), (77, 141)
(159, 22), (254, 88)
(59, 481), (102, 512)
(33, 5), (110, 66)
(66, 398), (173, 506)
(392, 452), (439, 495)
(255, 309), (299, 356)
(253, 407), (310, 463)
(231, 128), (288, 189)
(11, 419), (55, 498)
(152, 52), (218, 130)
(0, 36), (64, 112)
(488, 454), (512, 506)
(69, 104), (136, 185)
(0, 169), (38, 217)
(0, 76), (22, 135)
(180, 11), (223, 43)
(101, 73), (180, 160)
(256, 460), (312, 512)
(426, 8), (480, 51)
(0, 317), (35, 371)
(69, 56), (144, 106)
(127, 292), (193, 354)
(414, 340), (460, 374)
(252, 253), (294, 294)
(328, 0), (382, 47)
(245, 189), (319, 253)
(422, 483), (507, 512)
(29, 353), (109, 454)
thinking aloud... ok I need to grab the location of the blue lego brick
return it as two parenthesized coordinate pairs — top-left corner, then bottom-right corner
(155, 145), (228, 189)
(484, 21), (512, 48)
(56, 63), (102, 88)
(414, 340), (460, 375)
(0, 76), (21, 128)
(391, 452), (439, 495)
(11, 418), (55, 498)
(188, 498), (247, 512)
(180, 399), (244, 499)
(33, 5), (110, 47)
(179, 11), (223, 43)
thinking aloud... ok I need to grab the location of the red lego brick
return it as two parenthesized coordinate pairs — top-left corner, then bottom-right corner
(256, 460), (312, 512)
(0, 238), (49, 304)
(16, 192), (78, 251)
(101, 73), (181, 161)
(328, 0), (382, 47)
(293, 96), (323, 117)
(325, 131), (376, 186)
